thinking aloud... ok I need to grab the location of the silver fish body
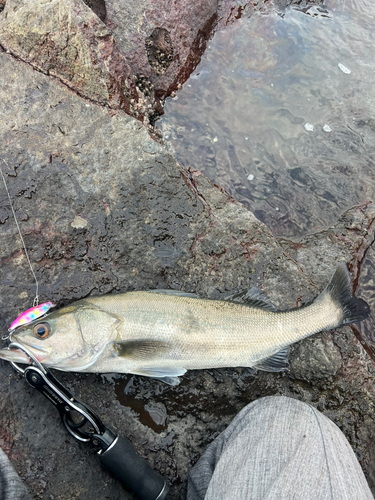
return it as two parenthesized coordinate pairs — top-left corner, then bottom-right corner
(1, 264), (370, 384)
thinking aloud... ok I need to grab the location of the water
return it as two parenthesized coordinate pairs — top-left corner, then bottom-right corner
(160, 0), (375, 238)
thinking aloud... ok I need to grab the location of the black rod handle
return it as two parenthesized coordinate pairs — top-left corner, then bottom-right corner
(99, 434), (169, 500)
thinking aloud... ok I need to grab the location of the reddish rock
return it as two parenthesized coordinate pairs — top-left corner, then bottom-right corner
(0, 0), (219, 124)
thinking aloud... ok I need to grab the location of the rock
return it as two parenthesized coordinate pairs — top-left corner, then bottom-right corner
(0, 0), (219, 124)
(219, 0), (326, 25)
(279, 202), (375, 289)
(289, 335), (343, 383)
(105, 0), (218, 99)
(352, 243), (375, 358)
(1, 4), (375, 499)
(0, 0), (139, 114)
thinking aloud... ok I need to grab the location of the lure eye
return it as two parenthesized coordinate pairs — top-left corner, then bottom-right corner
(33, 323), (51, 339)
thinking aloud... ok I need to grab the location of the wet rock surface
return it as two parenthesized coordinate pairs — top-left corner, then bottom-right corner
(0, 0), (139, 117)
(353, 243), (375, 361)
(0, 0), (219, 125)
(0, 2), (375, 499)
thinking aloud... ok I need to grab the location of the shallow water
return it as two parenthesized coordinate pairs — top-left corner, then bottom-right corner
(160, 0), (375, 238)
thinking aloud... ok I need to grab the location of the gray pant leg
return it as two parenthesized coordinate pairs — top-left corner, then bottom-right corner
(187, 396), (374, 500)
(0, 448), (30, 500)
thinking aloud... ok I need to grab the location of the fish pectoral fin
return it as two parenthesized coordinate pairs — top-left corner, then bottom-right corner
(253, 346), (290, 372)
(131, 367), (187, 386)
(148, 289), (198, 298)
(113, 340), (170, 360)
(226, 287), (278, 312)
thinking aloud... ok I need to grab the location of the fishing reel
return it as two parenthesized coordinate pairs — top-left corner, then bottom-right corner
(9, 343), (169, 500)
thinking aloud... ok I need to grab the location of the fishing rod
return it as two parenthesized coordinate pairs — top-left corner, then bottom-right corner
(8, 343), (170, 500)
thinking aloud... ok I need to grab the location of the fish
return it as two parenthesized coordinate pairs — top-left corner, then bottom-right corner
(0, 264), (370, 385)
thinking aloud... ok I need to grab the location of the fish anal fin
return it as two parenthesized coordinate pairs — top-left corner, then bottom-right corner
(226, 287), (278, 312)
(131, 367), (187, 386)
(156, 376), (181, 386)
(253, 346), (290, 372)
(113, 340), (170, 360)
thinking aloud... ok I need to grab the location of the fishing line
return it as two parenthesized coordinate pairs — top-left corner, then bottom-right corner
(0, 159), (39, 308)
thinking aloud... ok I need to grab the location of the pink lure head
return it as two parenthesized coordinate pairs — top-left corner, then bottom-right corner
(9, 302), (55, 332)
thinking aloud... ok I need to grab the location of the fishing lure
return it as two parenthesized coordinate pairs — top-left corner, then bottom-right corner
(9, 302), (55, 332)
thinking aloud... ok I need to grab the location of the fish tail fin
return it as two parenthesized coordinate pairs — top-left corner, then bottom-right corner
(324, 263), (370, 325)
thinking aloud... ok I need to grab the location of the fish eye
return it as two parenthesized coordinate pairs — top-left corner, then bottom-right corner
(33, 323), (51, 339)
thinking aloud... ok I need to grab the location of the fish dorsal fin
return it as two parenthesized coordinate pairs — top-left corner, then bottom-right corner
(148, 289), (198, 298)
(113, 339), (170, 360)
(226, 287), (278, 312)
(253, 346), (290, 372)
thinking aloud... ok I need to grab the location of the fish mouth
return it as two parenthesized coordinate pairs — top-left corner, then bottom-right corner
(0, 347), (31, 364)
(8, 340), (49, 364)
